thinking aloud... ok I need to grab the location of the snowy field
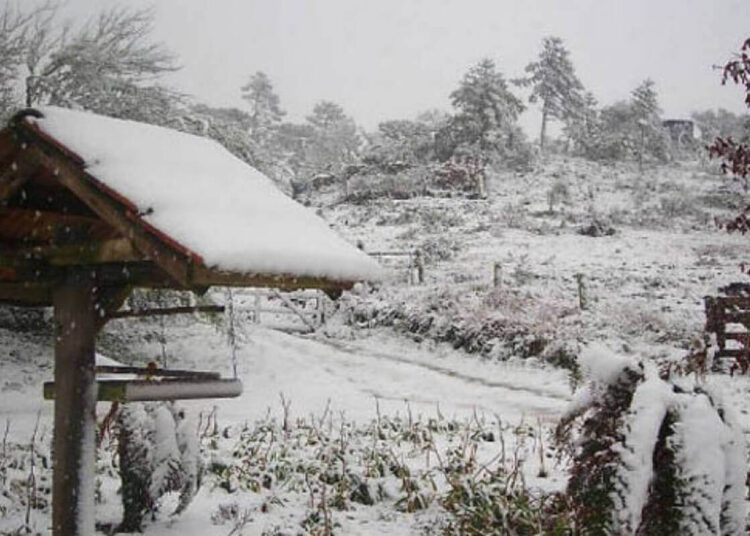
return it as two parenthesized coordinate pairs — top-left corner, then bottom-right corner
(2, 157), (750, 533)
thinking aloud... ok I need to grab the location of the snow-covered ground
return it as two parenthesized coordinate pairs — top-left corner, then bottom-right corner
(0, 320), (573, 535)
(2, 156), (750, 533)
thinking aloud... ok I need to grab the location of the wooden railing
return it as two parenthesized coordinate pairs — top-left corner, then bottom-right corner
(368, 249), (423, 285)
(704, 295), (750, 372)
(242, 288), (329, 333)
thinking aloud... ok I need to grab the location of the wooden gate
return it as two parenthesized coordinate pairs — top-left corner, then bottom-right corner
(242, 288), (330, 333)
(704, 295), (750, 372)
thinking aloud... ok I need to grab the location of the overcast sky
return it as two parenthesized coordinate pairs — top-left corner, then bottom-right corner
(64, 0), (750, 134)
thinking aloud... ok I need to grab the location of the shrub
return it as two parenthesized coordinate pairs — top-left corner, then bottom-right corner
(556, 345), (747, 535)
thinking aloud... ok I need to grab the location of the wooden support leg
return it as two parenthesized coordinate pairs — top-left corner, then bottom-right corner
(52, 281), (98, 536)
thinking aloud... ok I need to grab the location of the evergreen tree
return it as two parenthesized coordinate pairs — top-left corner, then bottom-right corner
(563, 90), (600, 155)
(237, 71), (293, 182)
(241, 71), (285, 138)
(517, 36), (585, 153)
(449, 58), (524, 153)
(305, 100), (360, 174)
(631, 78), (661, 124)
(630, 79), (669, 167)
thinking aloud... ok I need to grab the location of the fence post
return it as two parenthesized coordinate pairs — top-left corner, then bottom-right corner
(575, 273), (588, 310)
(414, 249), (424, 284)
(253, 291), (261, 324)
(493, 262), (502, 288)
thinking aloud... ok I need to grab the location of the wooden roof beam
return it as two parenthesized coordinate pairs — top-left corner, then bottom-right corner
(20, 142), (194, 288)
(0, 166), (28, 206)
(10, 238), (141, 266)
(0, 281), (52, 306)
(189, 264), (353, 292)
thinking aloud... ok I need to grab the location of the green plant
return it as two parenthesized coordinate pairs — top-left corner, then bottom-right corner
(556, 346), (747, 535)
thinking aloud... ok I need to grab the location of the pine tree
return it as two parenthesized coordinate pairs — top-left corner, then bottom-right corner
(631, 79), (661, 124)
(305, 100), (360, 174)
(449, 58), (524, 153)
(241, 71), (285, 139)
(517, 37), (585, 153)
(630, 79), (669, 168)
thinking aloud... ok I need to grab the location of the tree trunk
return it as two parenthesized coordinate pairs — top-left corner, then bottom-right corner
(52, 280), (98, 536)
(540, 106), (548, 154)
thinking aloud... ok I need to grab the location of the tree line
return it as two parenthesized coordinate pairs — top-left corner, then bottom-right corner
(0, 3), (746, 191)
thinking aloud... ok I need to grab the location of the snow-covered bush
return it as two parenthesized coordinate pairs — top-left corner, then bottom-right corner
(116, 402), (202, 532)
(556, 345), (747, 535)
(342, 286), (581, 371)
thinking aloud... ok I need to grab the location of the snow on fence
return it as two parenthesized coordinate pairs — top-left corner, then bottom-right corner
(235, 288), (331, 333)
(367, 250), (424, 285)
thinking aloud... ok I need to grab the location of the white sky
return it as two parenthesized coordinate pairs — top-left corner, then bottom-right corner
(64, 0), (750, 135)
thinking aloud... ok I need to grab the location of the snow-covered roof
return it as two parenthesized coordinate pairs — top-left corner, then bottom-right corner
(27, 106), (380, 283)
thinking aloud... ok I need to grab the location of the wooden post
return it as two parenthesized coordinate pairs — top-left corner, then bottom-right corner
(273, 289), (317, 332)
(52, 278), (98, 536)
(414, 250), (424, 285)
(493, 262), (502, 288)
(575, 273), (588, 310)
(254, 291), (261, 324)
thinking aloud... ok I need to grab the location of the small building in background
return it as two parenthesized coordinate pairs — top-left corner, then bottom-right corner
(662, 119), (697, 146)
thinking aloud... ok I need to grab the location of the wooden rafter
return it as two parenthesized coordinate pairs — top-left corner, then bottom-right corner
(0, 174), (27, 205)
(188, 264), (353, 291)
(107, 304), (224, 320)
(11, 238), (141, 266)
(0, 281), (51, 306)
(94, 285), (132, 331)
(18, 142), (196, 288)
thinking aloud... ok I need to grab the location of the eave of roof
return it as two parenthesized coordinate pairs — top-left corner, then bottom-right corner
(0, 110), (371, 306)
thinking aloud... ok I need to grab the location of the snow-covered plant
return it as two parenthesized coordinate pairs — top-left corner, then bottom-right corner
(556, 344), (747, 535)
(547, 179), (570, 213)
(116, 402), (202, 532)
(447, 58), (526, 161)
(24, 6), (180, 122)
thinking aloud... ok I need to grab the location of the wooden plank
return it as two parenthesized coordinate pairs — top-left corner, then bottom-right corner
(272, 289), (317, 331)
(255, 306), (318, 316)
(8, 238), (140, 266)
(367, 251), (412, 257)
(0, 282), (52, 306)
(246, 288), (323, 298)
(715, 296), (750, 308)
(108, 304), (224, 319)
(51, 281), (97, 536)
(714, 348), (749, 358)
(723, 312), (750, 324)
(190, 264), (354, 292)
(94, 366), (220, 379)
(0, 174), (27, 205)
(94, 285), (131, 332)
(44, 378), (242, 402)
(19, 143), (194, 288)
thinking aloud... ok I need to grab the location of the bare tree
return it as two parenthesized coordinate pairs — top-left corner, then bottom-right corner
(0, 1), (58, 116)
(23, 5), (181, 124)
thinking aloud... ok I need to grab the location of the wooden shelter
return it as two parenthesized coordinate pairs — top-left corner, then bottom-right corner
(0, 107), (379, 535)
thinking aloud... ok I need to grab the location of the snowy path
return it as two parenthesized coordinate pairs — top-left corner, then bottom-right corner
(0, 326), (573, 441)
(177, 327), (573, 428)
